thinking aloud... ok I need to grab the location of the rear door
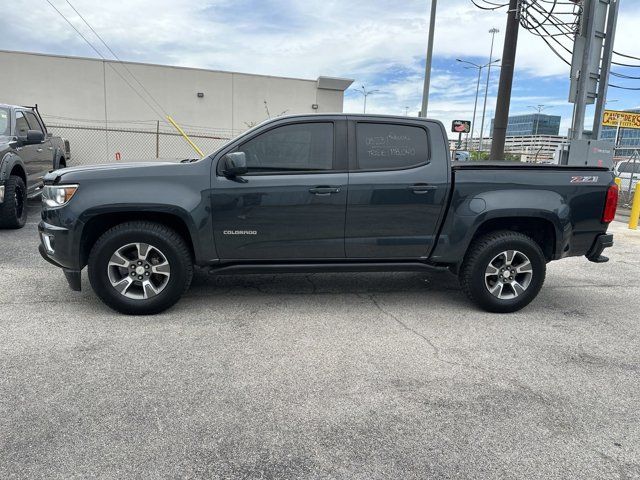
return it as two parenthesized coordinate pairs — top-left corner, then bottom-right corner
(345, 118), (450, 258)
(211, 118), (348, 260)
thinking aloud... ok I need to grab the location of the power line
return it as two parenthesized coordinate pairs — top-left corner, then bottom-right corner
(610, 71), (640, 80)
(613, 50), (640, 62)
(608, 84), (640, 91)
(44, 0), (168, 122)
(63, 0), (169, 118)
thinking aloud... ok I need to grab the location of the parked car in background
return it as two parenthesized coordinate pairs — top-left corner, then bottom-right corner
(0, 104), (70, 228)
(39, 114), (616, 315)
(454, 150), (470, 162)
(614, 159), (640, 194)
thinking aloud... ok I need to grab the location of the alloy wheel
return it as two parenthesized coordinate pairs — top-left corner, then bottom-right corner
(107, 242), (171, 300)
(484, 250), (533, 300)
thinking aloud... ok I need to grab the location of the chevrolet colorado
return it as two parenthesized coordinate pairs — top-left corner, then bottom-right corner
(1, 104), (70, 228)
(39, 114), (617, 314)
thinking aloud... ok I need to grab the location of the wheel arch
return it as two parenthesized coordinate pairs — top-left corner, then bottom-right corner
(1, 154), (27, 185)
(470, 216), (557, 262)
(79, 211), (196, 268)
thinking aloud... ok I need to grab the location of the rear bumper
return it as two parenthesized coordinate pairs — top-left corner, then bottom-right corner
(586, 233), (614, 263)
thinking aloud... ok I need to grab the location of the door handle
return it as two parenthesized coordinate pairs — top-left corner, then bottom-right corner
(37, 148), (43, 152)
(48, 147), (53, 151)
(309, 186), (341, 196)
(409, 184), (437, 194)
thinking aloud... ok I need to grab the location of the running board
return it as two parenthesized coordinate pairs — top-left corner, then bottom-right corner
(207, 261), (449, 275)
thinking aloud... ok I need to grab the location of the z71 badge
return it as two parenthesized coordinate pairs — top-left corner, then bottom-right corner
(570, 176), (599, 183)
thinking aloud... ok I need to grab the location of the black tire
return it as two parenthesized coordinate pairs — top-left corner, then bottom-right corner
(459, 230), (546, 313)
(0, 175), (28, 229)
(88, 221), (193, 315)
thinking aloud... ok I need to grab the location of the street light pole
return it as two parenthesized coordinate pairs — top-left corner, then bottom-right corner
(457, 58), (500, 152)
(527, 104), (550, 136)
(479, 27), (499, 153)
(421, 0), (437, 117)
(470, 67), (482, 150)
(354, 85), (380, 114)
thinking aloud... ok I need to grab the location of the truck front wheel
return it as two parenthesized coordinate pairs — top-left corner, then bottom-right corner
(0, 175), (28, 229)
(88, 221), (193, 315)
(460, 231), (546, 313)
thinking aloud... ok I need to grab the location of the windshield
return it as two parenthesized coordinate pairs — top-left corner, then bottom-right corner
(0, 107), (9, 136)
(618, 162), (640, 174)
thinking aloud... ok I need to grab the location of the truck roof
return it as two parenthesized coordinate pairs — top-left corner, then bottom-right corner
(0, 104), (36, 111)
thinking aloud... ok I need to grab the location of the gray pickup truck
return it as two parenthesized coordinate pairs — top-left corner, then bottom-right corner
(39, 114), (617, 315)
(0, 104), (70, 228)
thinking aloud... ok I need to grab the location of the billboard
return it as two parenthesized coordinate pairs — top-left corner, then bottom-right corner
(452, 120), (471, 133)
(602, 110), (640, 129)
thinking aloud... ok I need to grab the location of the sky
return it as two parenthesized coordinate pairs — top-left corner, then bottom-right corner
(2, 0), (640, 138)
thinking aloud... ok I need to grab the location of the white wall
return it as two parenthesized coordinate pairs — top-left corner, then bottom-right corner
(0, 50), (349, 132)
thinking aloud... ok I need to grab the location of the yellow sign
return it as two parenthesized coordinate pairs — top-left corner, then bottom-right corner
(602, 109), (640, 129)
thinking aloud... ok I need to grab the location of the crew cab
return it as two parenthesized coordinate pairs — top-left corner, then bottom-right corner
(0, 104), (70, 228)
(38, 114), (617, 314)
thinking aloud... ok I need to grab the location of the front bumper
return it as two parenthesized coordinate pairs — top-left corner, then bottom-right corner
(586, 233), (614, 263)
(38, 220), (83, 292)
(38, 220), (81, 270)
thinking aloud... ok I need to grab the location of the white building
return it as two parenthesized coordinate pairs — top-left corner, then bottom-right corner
(0, 50), (353, 164)
(451, 135), (568, 163)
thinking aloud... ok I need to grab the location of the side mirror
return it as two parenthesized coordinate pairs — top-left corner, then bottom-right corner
(20, 130), (45, 145)
(222, 152), (248, 177)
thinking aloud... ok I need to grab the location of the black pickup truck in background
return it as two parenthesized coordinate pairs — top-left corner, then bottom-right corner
(39, 114), (617, 315)
(0, 104), (70, 229)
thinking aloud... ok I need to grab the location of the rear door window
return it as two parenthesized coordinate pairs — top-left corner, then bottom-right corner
(355, 123), (429, 170)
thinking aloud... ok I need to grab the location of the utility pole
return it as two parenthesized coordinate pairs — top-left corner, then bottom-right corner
(592, 0), (620, 139)
(490, 0), (520, 161)
(479, 27), (499, 152)
(570, 0), (597, 140)
(421, 0), (437, 117)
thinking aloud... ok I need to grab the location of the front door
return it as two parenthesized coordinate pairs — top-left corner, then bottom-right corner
(345, 119), (449, 258)
(23, 110), (52, 183)
(14, 111), (41, 191)
(211, 120), (348, 260)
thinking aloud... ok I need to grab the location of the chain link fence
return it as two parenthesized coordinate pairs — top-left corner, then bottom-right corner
(47, 122), (238, 165)
(617, 151), (639, 207)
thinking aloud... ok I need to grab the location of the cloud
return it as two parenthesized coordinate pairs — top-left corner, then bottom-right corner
(2, 0), (639, 137)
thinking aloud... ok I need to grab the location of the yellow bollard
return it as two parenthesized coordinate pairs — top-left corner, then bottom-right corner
(166, 115), (205, 157)
(630, 184), (640, 230)
(615, 177), (621, 189)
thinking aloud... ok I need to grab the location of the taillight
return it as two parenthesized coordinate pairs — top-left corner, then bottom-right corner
(602, 184), (619, 223)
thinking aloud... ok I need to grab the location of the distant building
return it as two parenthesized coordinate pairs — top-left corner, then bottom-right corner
(601, 108), (640, 157)
(491, 113), (561, 137)
(456, 135), (567, 163)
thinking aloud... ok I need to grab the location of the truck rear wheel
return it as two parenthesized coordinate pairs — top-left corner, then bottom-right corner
(459, 230), (546, 313)
(88, 221), (193, 315)
(0, 175), (28, 229)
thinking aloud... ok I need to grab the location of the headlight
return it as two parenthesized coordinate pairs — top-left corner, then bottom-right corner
(42, 184), (79, 208)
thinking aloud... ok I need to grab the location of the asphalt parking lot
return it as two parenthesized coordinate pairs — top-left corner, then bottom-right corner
(1, 200), (639, 479)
